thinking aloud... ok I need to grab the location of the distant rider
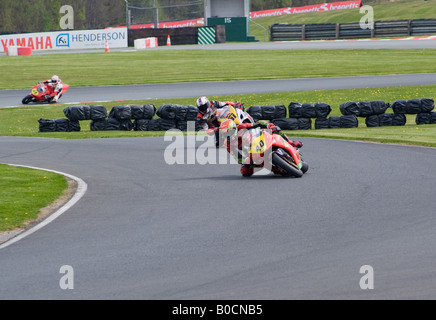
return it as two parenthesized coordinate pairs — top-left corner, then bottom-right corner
(40, 75), (64, 103)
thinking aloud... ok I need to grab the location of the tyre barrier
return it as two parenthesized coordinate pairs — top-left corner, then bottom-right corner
(339, 98), (434, 127)
(247, 102), (357, 130)
(38, 118), (80, 132)
(415, 112), (436, 125)
(288, 102), (332, 119)
(365, 113), (407, 127)
(38, 98), (435, 133)
(245, 105), (287, 122)
(249, 98), (434, 130)
(38, 104), (202, 132)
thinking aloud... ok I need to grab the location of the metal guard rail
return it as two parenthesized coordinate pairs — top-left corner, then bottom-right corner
(270, 19), (436, 41)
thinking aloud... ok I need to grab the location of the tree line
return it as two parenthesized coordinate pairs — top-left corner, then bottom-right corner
(0, 0), (368, 34)
(0, 0), (125, 34)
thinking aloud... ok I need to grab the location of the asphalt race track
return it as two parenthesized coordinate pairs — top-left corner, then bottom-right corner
(3, 74), (436, 108)
(1, 40), (436, 300)
(1, 136), (436, 300)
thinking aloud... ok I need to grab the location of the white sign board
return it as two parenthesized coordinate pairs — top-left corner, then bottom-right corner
(0, 28), (128, 53)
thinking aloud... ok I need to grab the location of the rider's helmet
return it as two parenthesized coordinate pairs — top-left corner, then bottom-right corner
(220, 119), (237, 139)
(51, 75), (60, 83)
(196, 96), (211, 114)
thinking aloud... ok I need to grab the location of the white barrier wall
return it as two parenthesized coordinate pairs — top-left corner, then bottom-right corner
(0, 28), (128, 53)
(6, 46), (33, 56)
(134, 37), (159, 50)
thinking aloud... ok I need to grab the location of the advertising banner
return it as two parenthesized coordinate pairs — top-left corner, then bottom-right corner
(250, 1), (362, 18)
(126, 1), (362, 29)
(0, 28), (128, 53)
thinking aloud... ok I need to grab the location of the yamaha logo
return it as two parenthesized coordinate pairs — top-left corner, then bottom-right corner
(56, 34), (70, 47)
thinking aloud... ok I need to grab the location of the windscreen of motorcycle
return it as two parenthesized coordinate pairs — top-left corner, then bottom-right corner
(237, 108), (254, 124)
(217, 106), (239, 124)
(37, 85), (46, 93)
(217, 106), (254, 125)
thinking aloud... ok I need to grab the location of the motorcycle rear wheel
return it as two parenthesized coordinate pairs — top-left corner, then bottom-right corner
(22, 95), (33, 105)
(272, 152), (303, 178)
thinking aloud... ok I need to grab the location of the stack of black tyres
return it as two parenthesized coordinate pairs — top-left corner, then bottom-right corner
(246, 105), (309, 130)
(39, 104), (108, 132)
(392, 98), (436, 125)
(286, 102), (332, 130)
(339, 100), (408, 128)
(38, 118), (81, 132)
(321, 101), (361, 129)
(63, 105), (112, 131)
(130, 104), (158, 131)
(416, 112), (436, 125)
(92, 104), (155, 131)
(246, 105), (287, 122)
(363, 98), (434, 127)
(338, 100), (391, 128)
(152, 104), (201, 131)
(64, 105), (108, 122)
(339, 100), (405, 127)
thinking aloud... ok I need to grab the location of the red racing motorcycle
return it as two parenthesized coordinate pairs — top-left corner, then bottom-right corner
(221, 119), (309, 178)
(22, 82), (70, 104)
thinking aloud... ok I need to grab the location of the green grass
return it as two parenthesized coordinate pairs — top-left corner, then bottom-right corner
(293, 124), (436, 147)
(1, 84), (436, 146)
(249, 0), (436, 41)
(1, 49), (436, 89)
(0, 164), (67, 232)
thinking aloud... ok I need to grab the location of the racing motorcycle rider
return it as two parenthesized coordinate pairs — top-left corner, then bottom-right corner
(40, 75), (64, 103)
(221, 119), (303, 177)
(196, 96), (244, 147)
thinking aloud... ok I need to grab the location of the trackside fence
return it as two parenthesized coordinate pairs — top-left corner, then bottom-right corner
(270, 19), (436, 41)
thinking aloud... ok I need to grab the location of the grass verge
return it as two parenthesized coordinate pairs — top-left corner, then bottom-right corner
(1, 49), (436, 90)
(0, 164), (68, 233)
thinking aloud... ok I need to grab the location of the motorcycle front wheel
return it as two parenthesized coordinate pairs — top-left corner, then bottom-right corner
(22, 95), (33, 105)
(272, 152), (303, 178)
(301, 161), (309, 173)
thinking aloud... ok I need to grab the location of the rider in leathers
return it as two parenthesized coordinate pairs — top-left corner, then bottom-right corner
(40, 75), (64, 103)
(224, 120), (303, 176)
(196, 96), (244, 147)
